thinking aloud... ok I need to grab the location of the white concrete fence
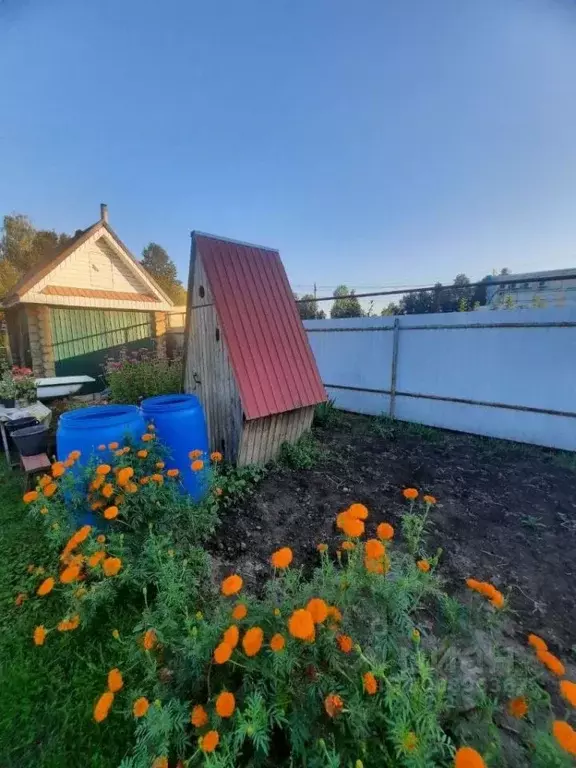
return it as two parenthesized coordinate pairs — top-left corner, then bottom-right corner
(304, 307), (576, 452)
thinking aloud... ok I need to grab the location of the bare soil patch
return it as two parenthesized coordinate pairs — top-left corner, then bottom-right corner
(211, 413), (576, 657)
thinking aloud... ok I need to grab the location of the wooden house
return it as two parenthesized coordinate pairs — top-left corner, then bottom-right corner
(2, 205), (173, 388)
(183, 232), (326, 465)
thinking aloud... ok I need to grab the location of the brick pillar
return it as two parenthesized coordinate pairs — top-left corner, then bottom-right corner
(153, 312), (167, 358)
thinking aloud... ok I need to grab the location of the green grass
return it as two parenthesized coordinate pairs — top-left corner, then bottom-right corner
(0, 469), (135, 767)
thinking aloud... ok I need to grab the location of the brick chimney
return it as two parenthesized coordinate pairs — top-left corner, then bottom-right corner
(100, 203), (108, 223)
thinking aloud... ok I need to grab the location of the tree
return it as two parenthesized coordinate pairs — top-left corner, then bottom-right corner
(295, 294), (325, 320)
(0, 214), (73, 273)
(330, 285), (363, 319)
(381, 302), (401, 316)
(141, 242), (187, 304)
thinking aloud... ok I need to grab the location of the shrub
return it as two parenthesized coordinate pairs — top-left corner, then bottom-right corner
(313, 398), (341, 429)
(278, 432), (321, 469)
(105, 350), (182, 404)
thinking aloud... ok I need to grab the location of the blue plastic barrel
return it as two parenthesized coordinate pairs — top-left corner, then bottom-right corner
(140, 394), (209, 500)
(57, 405), (147, 467)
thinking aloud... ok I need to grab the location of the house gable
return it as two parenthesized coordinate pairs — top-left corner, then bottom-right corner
(16, 225), (172, 311)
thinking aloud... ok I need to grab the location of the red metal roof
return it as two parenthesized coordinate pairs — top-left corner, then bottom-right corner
(194, 233), (326, 421)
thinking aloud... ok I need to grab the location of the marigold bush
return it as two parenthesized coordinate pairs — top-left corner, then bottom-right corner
(15, 444), (576, 768)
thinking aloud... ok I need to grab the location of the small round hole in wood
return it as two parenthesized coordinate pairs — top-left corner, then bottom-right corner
(199, 285), (205, 298)
(215, 328), (220, 342)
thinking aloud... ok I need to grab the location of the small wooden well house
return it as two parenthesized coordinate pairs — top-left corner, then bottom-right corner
(183, 232), (326, 465)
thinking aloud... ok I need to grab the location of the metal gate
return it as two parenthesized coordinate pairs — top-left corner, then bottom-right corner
(51, 308), (154, 390)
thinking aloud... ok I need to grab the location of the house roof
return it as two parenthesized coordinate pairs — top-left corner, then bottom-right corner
(3, 217), (173, 307)
(193, 232), (326, 421)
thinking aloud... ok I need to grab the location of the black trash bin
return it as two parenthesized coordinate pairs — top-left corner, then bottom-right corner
(12, 424), (49, 456)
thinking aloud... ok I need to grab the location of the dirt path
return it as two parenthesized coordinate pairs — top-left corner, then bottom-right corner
(211, 414), (576, 657)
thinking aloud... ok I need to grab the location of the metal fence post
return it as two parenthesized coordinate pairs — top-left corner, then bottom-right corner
(389, 317), (400, 418)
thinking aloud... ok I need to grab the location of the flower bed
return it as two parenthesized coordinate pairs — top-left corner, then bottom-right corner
(14, 430), (576, 767)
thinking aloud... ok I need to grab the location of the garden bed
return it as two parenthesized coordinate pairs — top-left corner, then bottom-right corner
(214, 412), (576, 657)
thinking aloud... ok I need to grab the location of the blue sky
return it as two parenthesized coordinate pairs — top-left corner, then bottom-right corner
(1, 0), (576, 306)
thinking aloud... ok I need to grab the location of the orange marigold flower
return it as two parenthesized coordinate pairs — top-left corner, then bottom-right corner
(316, 543), (328, 553)
(327, 606), (343, 622)
(137, 449), (148, 458)
(156, 461), (165, 469)
(454, 746), (486, 767)
(150, 474), (164, 484)
(324, 693), (344, 718)
(63, 458), (74, 468)
(191, 459), (204, 472)
(91, 500), (104, 511)
(466, 578), (481, 591)
(37, 577), (55, 596)
(116, 467), (134, 487)
(60, 563), (81, 583)
(341, 515), (364, 538)
(377, 522), (394, 541)
(221, 574), (243, 596)
(34, 625), (47, 645)
(288, 609), (315, 641)
(403, 732), (418, 752)
(341, 541), (355, 551)
(528, 633), (548, 653)
(507, 696), (528, 718)
(337, 634), (353, 653)
(51, 461), (66, 478)
(102, 483), (114, 498)
(152, 759), (167, 768)
(223, 625), (239, 649)
(191, 704), (208, 727)
(125, 481), (138, 494)
(365, 539), (386, 561)
(242, 626), (264, 657)
(232, 603), (247, 620)
(167, 468), (179, 477)
(363, 671), (378, 695)
(306, 598), (328, 624)
(96, 464), (111, 475)
(553, 721), (576, 756)
(75, 525), (91, 544)
(94, 691), (114, 723)
(365, 557), (385, 574)
(15, 592), (27, 606)
(214, 641), (233, 664)
(102, 557), (122, 577)
(68, 450), (81, 461)
(403, 487), (418, 500)
(347, 503), (369, 520)
(560, 680), (576, 707)
(211, 451), (223, 462)
(39, 474), (52, 488)
(97, 444), (106, 451)
(143, 628), (157, 650)
(140, 476), (150, 485)
(96, 534), (106, 544)
(215, 691), (235, 718)
(104, 505), (119, 520)
(88, 550), (106, 567)
(271, 547), (293, 569)
(107, 668), (123, 693)
(91, 475), (105, 491)
(57, 615), (80, 632)
(114, 494), (125, 505)
(108, 442), (119, 450)
(270, 633), (285, 652)
(39, 506), (48, 514)
(133, 697), (149, 718)
(200, 730), (220, 753)
(417, 559), (430, 573)
(43, 482), (57, 498)
(142, 433), (154, 442)
(490, 590), (505, 609)
(537, 648), (565, 676)
(189, 449), (203, 459)
(423, 494), (437, 505)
